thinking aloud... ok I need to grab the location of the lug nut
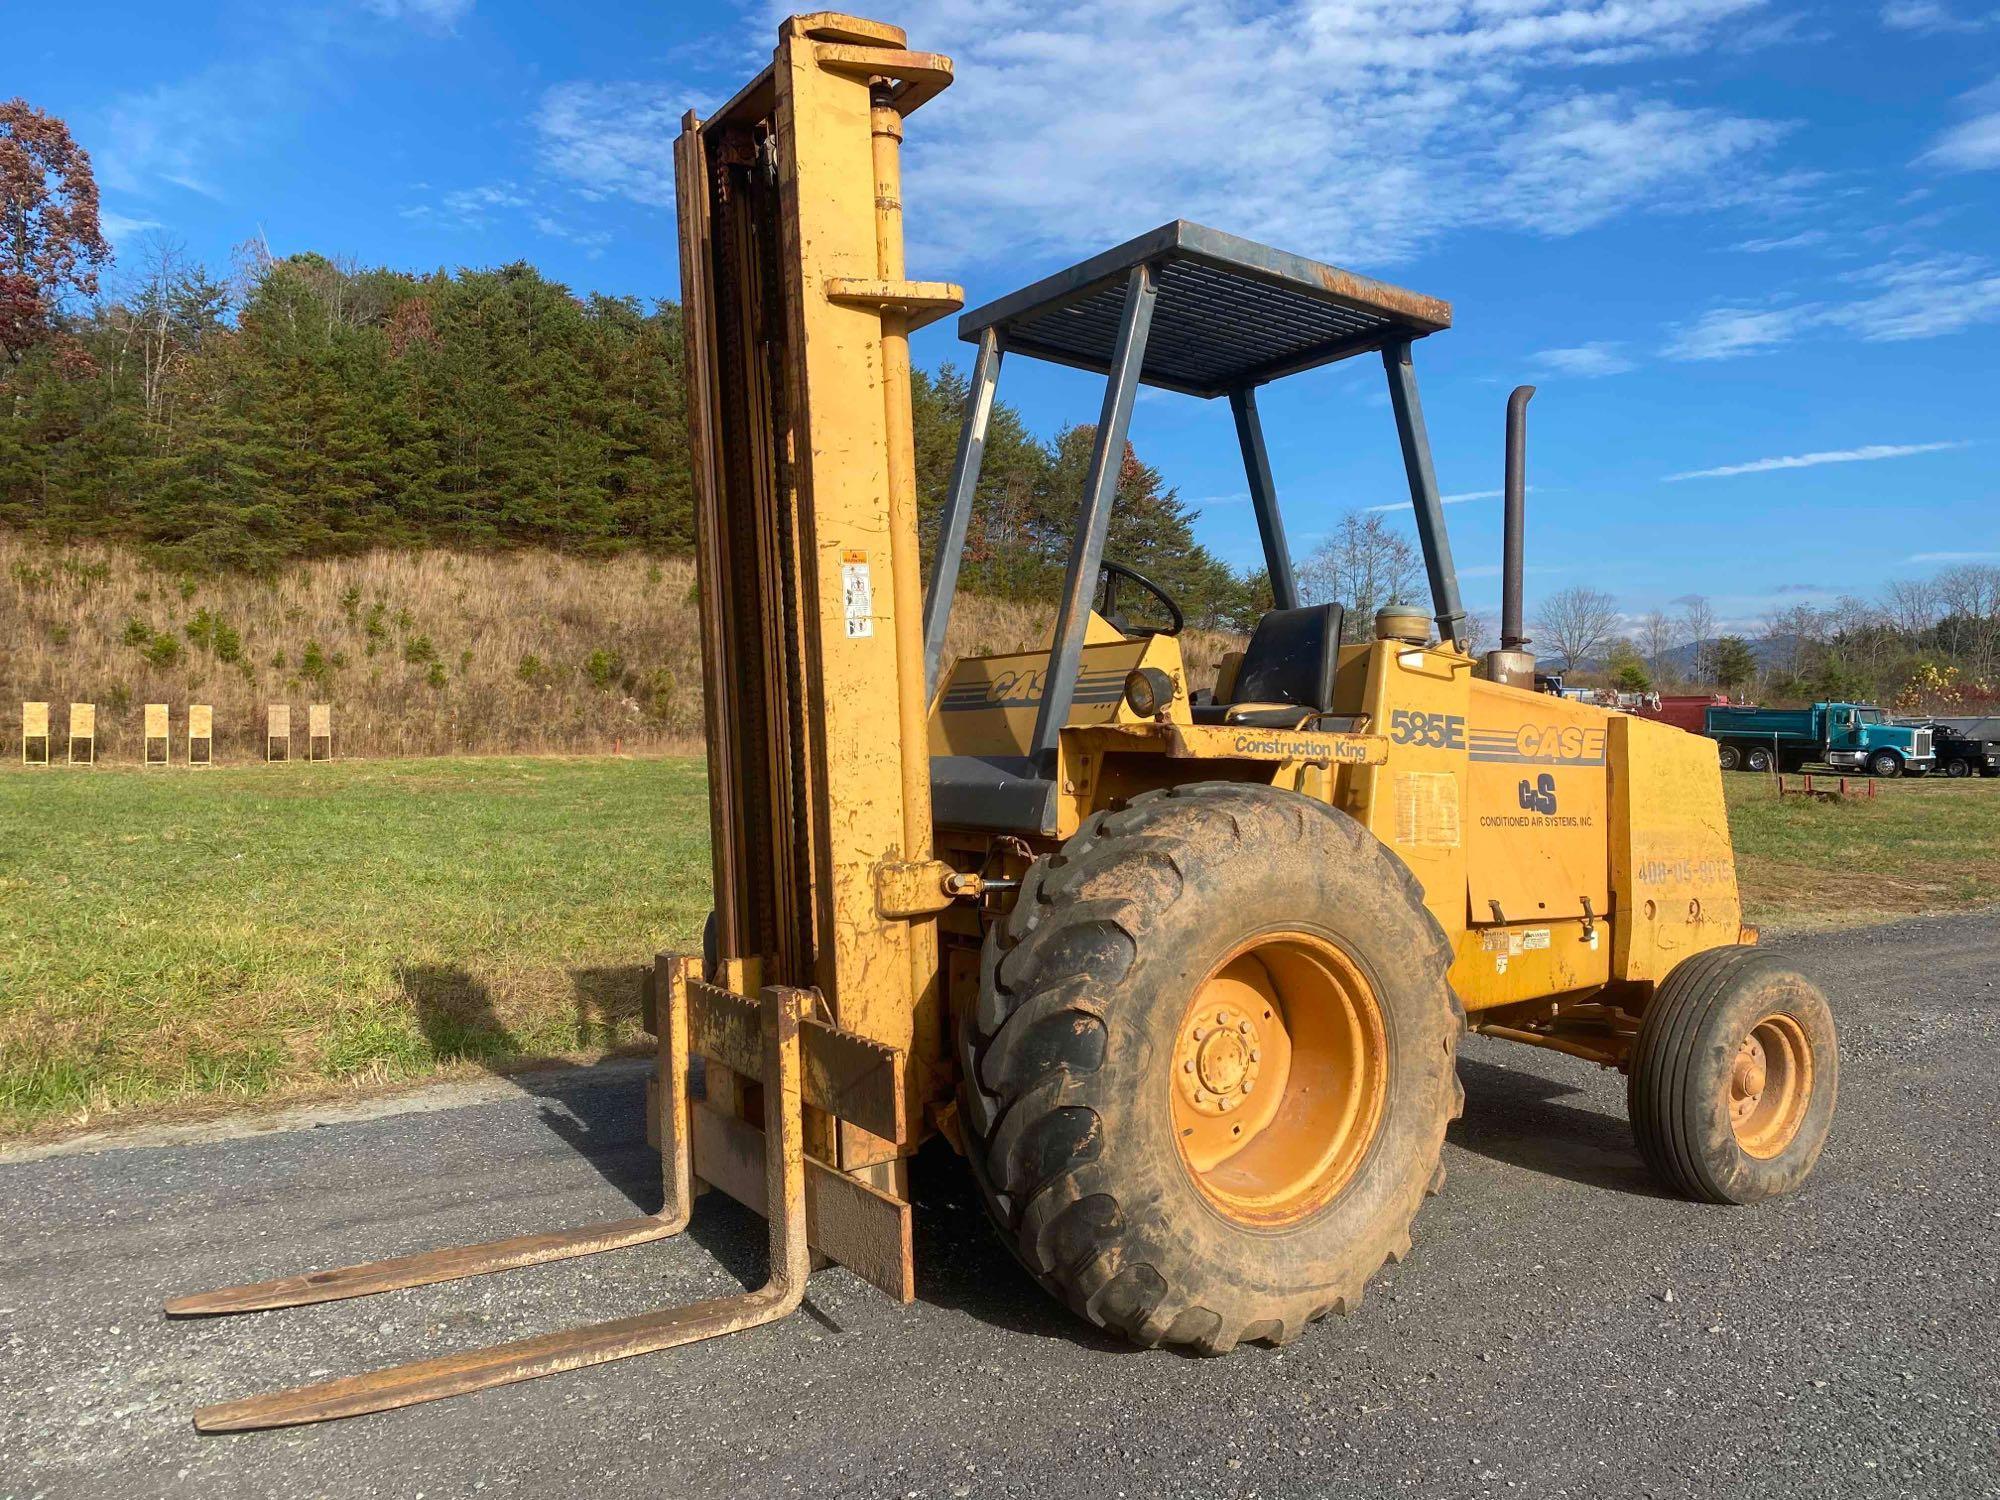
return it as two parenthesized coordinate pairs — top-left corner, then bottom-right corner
(1241, 1081), (1254, 1095)
(1238, 1020), (1251, 1035)
(1182, 1059), (1194, 1072)
(1216, 1009), (1228, 1025)
(1249, 1048), (1260, 1062)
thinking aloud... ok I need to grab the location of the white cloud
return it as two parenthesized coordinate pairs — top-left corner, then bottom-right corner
(361, 0), (474, 28)
(1662, 305), (1814, 360)
(1534, 341), (1635, 377)
(1840, 253), (2000, 338)
(1664, 441), (1968, 482)
(1926, 112), (2000, 169)
(555, 3), (1794, 266)
(1730, 228), (1828, 252)
(1906, 549), (2000, 561)
(96, 71), (262, 198)
(1920, 80), (2000, 171)
(1662, 250), (2000, 359)
(1881, 2), (1995, 33)
(97, 211), (164, 241)
(92, 12), (456, 201)
(531, 211), (613, 255)
(400, 181), (528, 230)
(534, 81), (680, 209)
(1364, 488), (1503, 513)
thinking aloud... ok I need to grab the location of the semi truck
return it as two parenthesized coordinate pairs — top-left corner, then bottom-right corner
(1705, 702), (1935, 776)
(1907, 721), (2000, 778)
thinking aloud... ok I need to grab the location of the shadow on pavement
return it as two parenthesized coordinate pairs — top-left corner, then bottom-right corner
(383, 973), (1676, 1337)
(398, 961), (656, 1208)
(1450, 1056), (1669, 1199)
(904, 1142), (1139, 1352)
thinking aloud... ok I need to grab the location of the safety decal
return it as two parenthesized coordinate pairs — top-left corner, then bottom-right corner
(841, 550), (873, 639)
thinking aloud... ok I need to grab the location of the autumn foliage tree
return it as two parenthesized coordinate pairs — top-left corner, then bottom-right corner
(0, 99), (110, 370)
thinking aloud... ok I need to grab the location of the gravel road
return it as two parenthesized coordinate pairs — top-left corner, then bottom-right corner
(4, 913), (1996, 1499)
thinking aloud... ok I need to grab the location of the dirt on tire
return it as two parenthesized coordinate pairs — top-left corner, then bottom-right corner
(954, 782), (1464, 1354)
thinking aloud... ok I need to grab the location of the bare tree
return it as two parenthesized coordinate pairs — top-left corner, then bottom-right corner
(1533, 585), (1619, 671)
(1297, 512), (1422, 641)
(1881, 577), (1942, 639)
(1760, 603), (1826, 681)
(101, 234), (229, 435)
(1675, 594), (1716, 684)
(1935, 564), (2000, 677)
(133, 236), (188, 426)
(1637, 609), (1677, 685)
(1457, 609), (1494, 656)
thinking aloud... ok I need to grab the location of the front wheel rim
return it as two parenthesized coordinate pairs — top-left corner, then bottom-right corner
(1171, 933), (1388, 1226)
(1729, 1012), (1813, 1158)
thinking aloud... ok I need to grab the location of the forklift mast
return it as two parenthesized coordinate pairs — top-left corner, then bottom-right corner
(675, 13), (960, 1154)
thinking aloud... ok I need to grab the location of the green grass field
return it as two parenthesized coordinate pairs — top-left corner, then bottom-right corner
(4, 757), (1997, 1138)
(1721, 772), (2000, 931)
(0, 756), (711, 1136)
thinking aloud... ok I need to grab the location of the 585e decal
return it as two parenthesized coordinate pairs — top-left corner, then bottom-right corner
(1388, 710), (1466, 749)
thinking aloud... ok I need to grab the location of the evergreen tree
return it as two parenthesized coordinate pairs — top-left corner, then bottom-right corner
(1711, 634), (1757, 690)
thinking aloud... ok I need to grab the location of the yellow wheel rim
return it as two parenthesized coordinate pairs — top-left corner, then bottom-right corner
(1171, 932), (1388, 1226)
(1729, 1012), (1813, 1159)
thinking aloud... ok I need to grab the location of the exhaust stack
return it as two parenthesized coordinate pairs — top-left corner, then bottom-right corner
(1484, 385), (1537, 688)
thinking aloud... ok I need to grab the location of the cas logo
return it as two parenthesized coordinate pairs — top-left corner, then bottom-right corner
(983, 668), (1045, 704)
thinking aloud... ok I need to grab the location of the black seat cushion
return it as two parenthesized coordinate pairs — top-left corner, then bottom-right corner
(1189, 703), (1313, 727)
(1230, 603), (1343, 710)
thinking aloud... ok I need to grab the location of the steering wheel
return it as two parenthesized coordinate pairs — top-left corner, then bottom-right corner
(1095, 558), (1185, 638)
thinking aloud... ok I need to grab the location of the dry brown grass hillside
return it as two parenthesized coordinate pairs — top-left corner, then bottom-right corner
(0, 535), (1243, 761)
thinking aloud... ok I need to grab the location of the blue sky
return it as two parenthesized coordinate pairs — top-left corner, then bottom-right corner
(13, 0), (1999, 633)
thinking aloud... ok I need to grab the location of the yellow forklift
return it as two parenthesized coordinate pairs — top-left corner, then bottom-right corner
(168, 11), (1837, 1428)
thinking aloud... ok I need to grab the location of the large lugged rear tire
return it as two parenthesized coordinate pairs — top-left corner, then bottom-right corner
(955, 782), (1463, 1354)
(1628, 945), (1837, 1204)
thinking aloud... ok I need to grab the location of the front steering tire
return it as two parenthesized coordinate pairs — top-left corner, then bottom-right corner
(955, 783), (1462, 1353)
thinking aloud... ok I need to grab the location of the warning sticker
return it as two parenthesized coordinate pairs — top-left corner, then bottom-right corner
(1393, 771), (1461, 848)
(841, 551), (873, 639)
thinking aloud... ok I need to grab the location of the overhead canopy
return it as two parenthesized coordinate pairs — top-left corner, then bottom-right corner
(956, 221), (1452, 399)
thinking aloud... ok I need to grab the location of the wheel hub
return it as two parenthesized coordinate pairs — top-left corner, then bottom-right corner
(1169, 934), (1389, 1226)
(1730, 1035), (1768, 1121)
(1176, 1004), (1264, 1116)
(1729, 1013), (1813, 1158)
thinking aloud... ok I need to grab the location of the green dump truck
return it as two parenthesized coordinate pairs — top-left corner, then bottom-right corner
(1704, 702), (1936, 777)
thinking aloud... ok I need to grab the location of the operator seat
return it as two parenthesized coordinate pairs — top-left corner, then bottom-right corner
(1192, 603), (1344, 728)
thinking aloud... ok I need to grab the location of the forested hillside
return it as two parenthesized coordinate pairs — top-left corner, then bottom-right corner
(0, 244), (1258, 626)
